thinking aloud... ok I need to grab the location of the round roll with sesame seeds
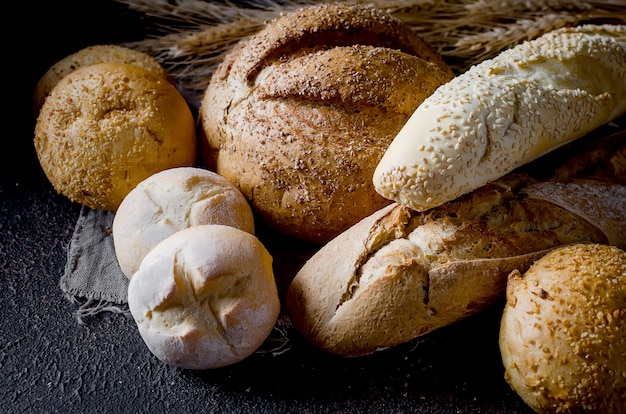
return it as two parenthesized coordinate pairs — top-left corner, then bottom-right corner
(200, 2), (453, 244)
(499, 243), (626, 413)
(374, 24), (626, 212)
(32, 44), (171, 114)
(34, 62), (197, 211)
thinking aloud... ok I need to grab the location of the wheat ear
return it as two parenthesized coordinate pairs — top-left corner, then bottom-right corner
(116, 0), (626, 109)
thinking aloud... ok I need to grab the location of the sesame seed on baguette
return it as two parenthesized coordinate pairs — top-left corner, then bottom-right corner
(373, 24), (626, 212)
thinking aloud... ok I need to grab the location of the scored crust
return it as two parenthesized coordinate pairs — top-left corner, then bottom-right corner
(113, 167), (255, 279)
(128, 224), (280, 370)
(227, 2), (451, 82)
(285, 173), (610, 357)
(200, 2), (453, 244)
(523, 178), (626, 249)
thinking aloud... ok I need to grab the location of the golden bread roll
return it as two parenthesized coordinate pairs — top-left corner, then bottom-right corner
(200, 2), (454, 244)
(374, 24), (626, 211)
(113, 167), (255, 279)
(499, 243), (626, 413)
(33, 44), (170, 113)
(34, 62), (197, 211)
(128, 224), (280, 370)
(285, 172), (623, 356)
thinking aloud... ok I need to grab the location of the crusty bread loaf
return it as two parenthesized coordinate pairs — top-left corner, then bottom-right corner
(34, 62), (197, 211)
(374, 24), (626, 212)
(113, 167), (255, 279)
(285, 172), (624, 356)
(499, 243), (626, 413)
(128, 224), (280, 370)
(522, 179), (626, 249)
(33, 44), (170, 113)
(200, 2), (454, 244)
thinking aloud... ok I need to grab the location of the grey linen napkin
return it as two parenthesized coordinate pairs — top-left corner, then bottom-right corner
(60, 206), (292, 354)
(60, 206), (130, 323)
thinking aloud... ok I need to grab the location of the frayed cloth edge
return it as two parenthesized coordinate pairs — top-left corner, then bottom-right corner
(64, 292), (131, 325)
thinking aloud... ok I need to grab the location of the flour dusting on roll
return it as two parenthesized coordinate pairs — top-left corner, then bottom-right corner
(374, 24), (626, 212)
(128, 225), (280, 370)
(113, 167), (255, 279)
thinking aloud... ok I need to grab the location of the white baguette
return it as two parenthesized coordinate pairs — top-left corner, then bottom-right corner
(373, 24), (626, 212)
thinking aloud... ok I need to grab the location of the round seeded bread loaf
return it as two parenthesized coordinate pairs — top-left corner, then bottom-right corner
(34, 62), (197, 211)
(200, 2), (453, 243)
(499, 243), (626, 413)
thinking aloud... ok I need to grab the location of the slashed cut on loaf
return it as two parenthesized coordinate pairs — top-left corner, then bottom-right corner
(286, 174), (621, 357)
(200, 2), (454, 244)
(113, 167), (255, 279)
(128, 224), (280, 370)
(286, 130), (626, 357)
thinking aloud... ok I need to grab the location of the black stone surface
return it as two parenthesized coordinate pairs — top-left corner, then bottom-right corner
(2, 1), (563, 412)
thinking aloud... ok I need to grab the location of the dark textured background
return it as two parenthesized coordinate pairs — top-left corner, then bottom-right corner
(4, 1), (604, 412)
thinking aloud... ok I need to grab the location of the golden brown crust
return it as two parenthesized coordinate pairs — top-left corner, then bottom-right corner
(229, 2), (451, 84)
(34, 62), (197, 211)
(33, 44), (170, 113)
(523, 179), (626, 249)
(200, 2), (453, 244)
(285, 173), (612, 357)
(499, 243), (626, 413)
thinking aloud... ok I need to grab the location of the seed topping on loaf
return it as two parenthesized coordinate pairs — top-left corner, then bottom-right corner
(499, 243), (626, 413)
(201, 2), (453, 243)
(233, 2), (451, 83)
(374, 24), (626, 212)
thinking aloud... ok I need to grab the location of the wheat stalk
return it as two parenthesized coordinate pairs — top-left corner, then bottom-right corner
(117, 0), (626, 109)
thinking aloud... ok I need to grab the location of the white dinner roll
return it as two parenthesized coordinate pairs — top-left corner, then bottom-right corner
(499, 243), (626, 413)
(113, 167), (255, 279)
(128, 224), (280, 370)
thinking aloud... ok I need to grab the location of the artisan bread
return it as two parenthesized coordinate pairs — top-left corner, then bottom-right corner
(34, 62), (197, 211)
(33, 44), (170, 113)
(200, 2), (454, 244)
(128, 224), (280, 370)
(113, 167), (255, 279)
(499, 243), (626, 413)
(285, 172), (623, 356)
(374, 24), (626, 212)
(522, 179), (626, 249)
